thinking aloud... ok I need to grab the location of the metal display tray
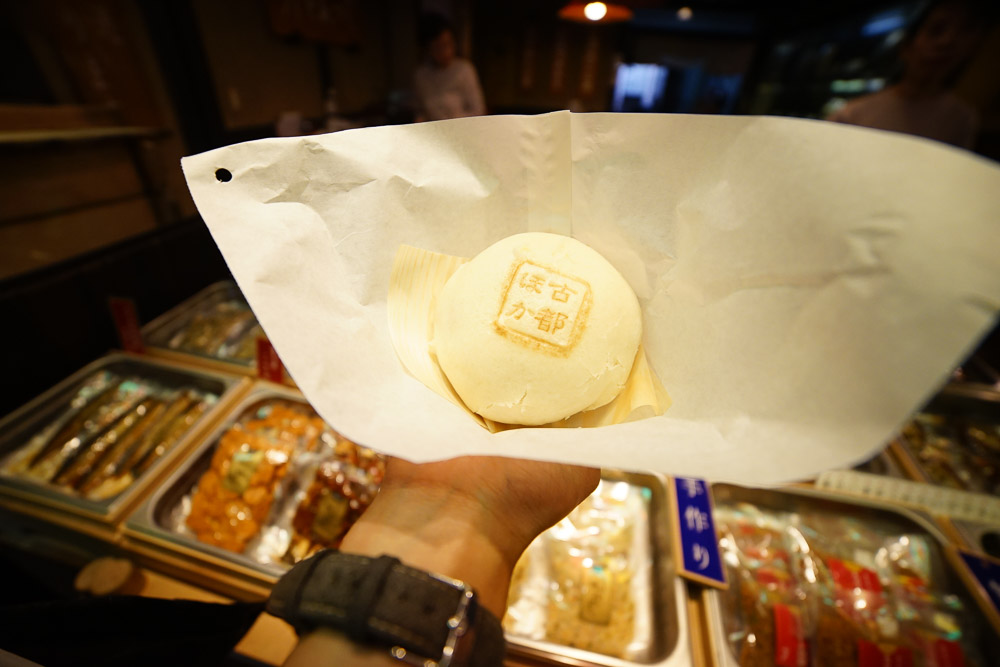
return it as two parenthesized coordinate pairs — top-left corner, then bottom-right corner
(893, 384), (1000, 493)
(0, 352), (246, 528)
(705, 484), (1000, 667)
(951, 519), (1000, 560)
(129, 406), (694, 666)
(851, 447), (905, 478)
(123, 382), (312, 587)
(506, 471), (692, 667)
(142, 280), (258, 370)
(950, 354), (1000, 390)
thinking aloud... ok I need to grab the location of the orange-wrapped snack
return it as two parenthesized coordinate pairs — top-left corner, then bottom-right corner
(283, 455), (381, 563)
(186, 404), (327, 553)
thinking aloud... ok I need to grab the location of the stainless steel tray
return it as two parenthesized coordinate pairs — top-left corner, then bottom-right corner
(505, 471), (691, 667)
(131, 419), (693, 665)
(950, 354), (1000, 390)
(0, 353), (244, 524)
(924, 383), (1000, 420)
(851, 447), (905, 478)
(124, 382), (315, 581)
(951, 519), (1000, 560)
(142, 281), (259, 368)
(893, 384), (1000, 494)
(705, 485), (1000, 667)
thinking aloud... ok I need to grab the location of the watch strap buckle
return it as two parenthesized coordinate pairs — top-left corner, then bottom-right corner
(390, 579), (476, 667)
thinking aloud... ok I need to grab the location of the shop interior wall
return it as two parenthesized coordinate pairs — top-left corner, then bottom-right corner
(0, 107), (159, 281)
(12, 0), (195, 220)
(632, 33), (756, 79)
(2, 0), (198, 280)
(189, 0), (419, 132)
(0, 219), (231, 417)
(953, 22), (1000, 161)
(474, 6), (623, 113)
(190, 0), (324, 131)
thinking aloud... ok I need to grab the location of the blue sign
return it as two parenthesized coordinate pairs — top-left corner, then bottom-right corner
(673, 477), (727, 588)
(959, 550), (1000, 616)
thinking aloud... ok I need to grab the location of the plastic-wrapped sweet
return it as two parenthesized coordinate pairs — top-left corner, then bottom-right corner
(282, 457), (381, 563)
(505, 479), (654, 660)
(900, 413), (1000, 494)
(186, 404), (328, 552)
(2, 371), (216, 501)
(168, 300), (260, 361)
(715, 503), (989, 667)
(178, 399), (384, 564)
(716, 504), (813, 667)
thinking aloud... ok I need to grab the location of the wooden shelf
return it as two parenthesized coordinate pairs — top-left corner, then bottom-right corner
(0, 126), (165, 146)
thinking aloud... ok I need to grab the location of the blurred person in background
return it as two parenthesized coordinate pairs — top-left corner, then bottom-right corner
(414, 12), (486, 122)
(829, 0), (985, 149)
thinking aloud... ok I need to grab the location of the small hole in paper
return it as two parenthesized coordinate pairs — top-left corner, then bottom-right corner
(215, 168), (232, 182)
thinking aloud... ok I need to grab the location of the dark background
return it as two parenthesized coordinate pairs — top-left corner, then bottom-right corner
(1, 0), (998, 414)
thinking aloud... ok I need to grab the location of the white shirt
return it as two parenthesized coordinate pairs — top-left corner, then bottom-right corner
(829, 88), (978, 149)
(414, 59), (486, 121)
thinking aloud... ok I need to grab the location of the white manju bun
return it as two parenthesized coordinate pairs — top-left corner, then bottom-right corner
(433, 232), (641, 425)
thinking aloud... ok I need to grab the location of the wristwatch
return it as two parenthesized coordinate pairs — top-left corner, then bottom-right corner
(267, 550), (505, 666)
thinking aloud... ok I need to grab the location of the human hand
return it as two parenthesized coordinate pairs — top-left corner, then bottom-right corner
(339, 456), (599, 617)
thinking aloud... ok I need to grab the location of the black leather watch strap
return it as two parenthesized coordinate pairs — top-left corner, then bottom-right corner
(267, 551), (505, 666)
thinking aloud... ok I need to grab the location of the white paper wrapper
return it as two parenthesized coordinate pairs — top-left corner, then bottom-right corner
(182, 111), (1000, 484)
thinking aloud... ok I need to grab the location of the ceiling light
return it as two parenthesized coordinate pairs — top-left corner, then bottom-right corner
(677, 7), (693, 21)
(584, 2), (607, 21)
(559, 2), (633, 23)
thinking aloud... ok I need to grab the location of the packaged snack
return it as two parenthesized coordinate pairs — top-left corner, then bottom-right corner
(715, 496), (990, 667)
(3, 371), (217, 502)
(169, 300), (259, 361)
(185, 404), (322, 552)
(899, 413), (1000, 494)
(505, 479), (654, 660)
(177, 398), (385, 565)
(282, 457), (380, 563)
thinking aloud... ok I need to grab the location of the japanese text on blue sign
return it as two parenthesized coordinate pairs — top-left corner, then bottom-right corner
(674, 477), (726, 587)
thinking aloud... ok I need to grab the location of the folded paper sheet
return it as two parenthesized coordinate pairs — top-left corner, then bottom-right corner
(182, 112), (1000, 484)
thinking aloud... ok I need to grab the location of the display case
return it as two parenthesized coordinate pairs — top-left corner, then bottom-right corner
(949, 519), (1000, 560)
(949, 353), (1000, 392)
(893, 384), (1000, 495)
(123, 382), (383, 599)
(0, 353), (247, 537)
(142, 281), (290, 383)
(128, 432), (697, 665)
(504, 471), (693, 667)
(851, 447), (906, 478)
(704, 484), (1000, 667)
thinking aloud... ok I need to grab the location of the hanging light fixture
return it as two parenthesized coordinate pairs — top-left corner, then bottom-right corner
(559, 2), (634, 24)
(585, 2), (608, 20)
